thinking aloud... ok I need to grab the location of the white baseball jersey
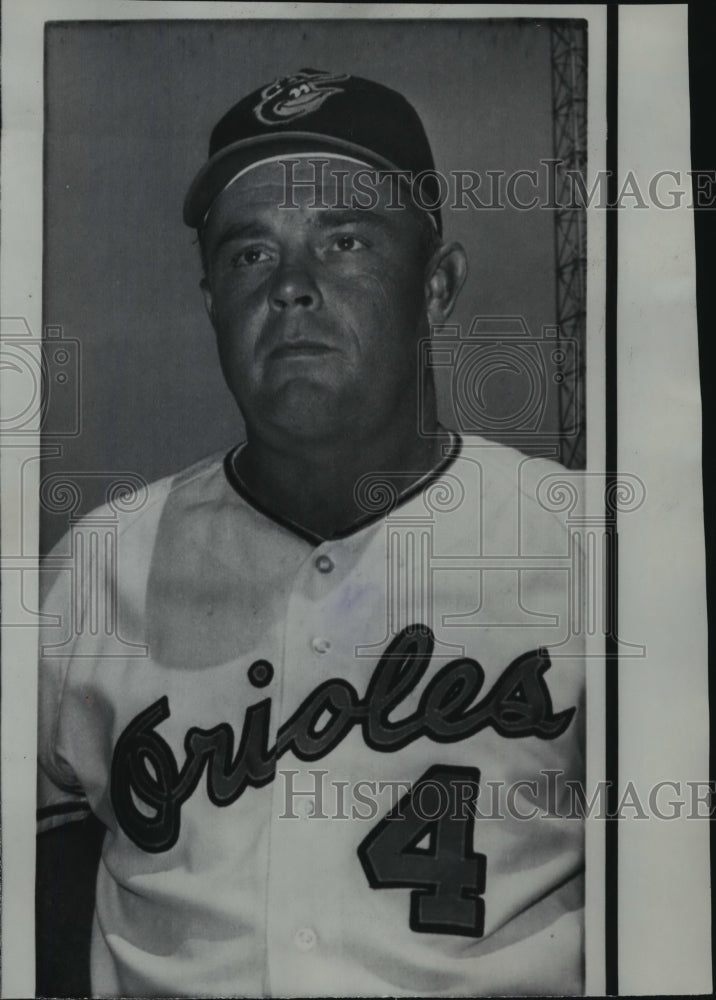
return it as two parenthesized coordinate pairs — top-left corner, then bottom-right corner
(38, 432), (585, 997)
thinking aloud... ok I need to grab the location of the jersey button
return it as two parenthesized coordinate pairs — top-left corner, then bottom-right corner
(314, 554), (334, 573)
(311, 636), (331, 655)
(294, 928), (317, 952)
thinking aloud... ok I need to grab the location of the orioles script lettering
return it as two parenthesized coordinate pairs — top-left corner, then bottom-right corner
(111, 624), (575, 852)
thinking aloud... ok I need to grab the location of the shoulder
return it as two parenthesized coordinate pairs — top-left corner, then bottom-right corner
(40, 450), (232, 599)
(449, 434), (577, 546)
(452, 434), (570, 502)
(61, 450), (227, 534)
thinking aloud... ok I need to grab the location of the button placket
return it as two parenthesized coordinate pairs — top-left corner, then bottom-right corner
(265, 536), (376, 993)
(305, 548), (336, 658)
(266, 550), (336, 986)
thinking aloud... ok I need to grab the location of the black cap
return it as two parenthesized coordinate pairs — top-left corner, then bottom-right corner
(183, 69), (442, 233)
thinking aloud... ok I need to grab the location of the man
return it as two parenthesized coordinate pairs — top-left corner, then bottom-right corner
(37, 70), (584, 997)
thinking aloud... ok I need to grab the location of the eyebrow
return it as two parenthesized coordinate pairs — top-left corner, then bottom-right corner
(211, 222), (272, 255)
(310, 209), (392, 231)
(209, 207), (394, 257)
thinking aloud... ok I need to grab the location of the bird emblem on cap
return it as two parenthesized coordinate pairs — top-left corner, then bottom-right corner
(253, 68), (349, 125)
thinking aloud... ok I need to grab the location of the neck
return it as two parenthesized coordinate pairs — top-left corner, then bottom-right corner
(234, 413), (452, 540)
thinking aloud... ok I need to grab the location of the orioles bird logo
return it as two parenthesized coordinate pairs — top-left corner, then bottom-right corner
(253, 69), (349, 125)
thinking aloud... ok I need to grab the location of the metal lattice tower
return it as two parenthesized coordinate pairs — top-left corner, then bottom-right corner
(551, 22), (587, 468)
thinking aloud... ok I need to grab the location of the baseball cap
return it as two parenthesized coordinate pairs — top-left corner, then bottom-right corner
(183, 69), (442, 233)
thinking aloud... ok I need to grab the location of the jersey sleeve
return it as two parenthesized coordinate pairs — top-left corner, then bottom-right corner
(37, 763), (91, 834)
(37, 539), (91, 835)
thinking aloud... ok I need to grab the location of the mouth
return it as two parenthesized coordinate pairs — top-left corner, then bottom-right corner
(269, 341), (337, 361)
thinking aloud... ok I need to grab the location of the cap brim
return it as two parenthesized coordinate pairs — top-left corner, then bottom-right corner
(182, 132), (402, 228)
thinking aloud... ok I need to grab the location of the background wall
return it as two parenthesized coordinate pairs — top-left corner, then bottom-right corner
(42, 18), (567, 553)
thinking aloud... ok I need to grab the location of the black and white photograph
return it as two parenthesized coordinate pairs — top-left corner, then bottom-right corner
(0, 4), (711, 998)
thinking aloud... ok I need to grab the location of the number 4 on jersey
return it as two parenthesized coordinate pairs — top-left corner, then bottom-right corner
(357, 765), (486, 937)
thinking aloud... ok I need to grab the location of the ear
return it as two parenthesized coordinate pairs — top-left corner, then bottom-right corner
(424, 242), (468, 323)
(200, 276), (214, 324)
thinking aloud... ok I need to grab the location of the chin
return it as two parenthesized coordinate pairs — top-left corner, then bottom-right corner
(262, 380), (360, 440)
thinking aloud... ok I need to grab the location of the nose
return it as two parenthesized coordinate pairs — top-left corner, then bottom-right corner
(269, 261), (323, 312)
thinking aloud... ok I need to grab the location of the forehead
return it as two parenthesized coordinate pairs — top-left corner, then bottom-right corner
(202, 154), (427, 238)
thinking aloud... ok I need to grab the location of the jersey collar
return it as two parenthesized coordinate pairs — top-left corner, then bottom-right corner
(223, 430), (463, 546)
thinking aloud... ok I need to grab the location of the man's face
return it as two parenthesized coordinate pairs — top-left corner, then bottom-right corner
(200, 157), (440, 442)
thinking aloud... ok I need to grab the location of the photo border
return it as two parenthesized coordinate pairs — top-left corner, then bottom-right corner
(1, 3), (709, 997)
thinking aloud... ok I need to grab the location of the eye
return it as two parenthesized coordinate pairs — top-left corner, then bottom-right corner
(329, 234), (369, 253)
(231, 247), (272, 267)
